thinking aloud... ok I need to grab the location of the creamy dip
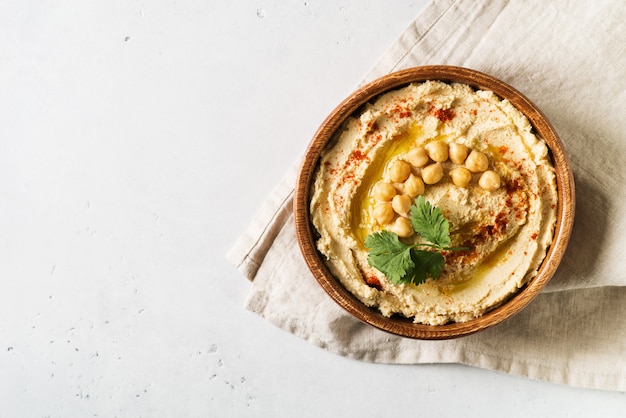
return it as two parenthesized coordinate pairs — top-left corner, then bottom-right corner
(310, 80), (557, 325)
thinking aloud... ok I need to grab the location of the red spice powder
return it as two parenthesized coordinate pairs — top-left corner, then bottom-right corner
(388, 103), (413, 119)
(365, 275), (383, 290)
(330, 149), (369, 190)
(429, 106), (456, 122)
(506, 178), (523, 194)
(371, 133), (383, 146)
(349, 150), (367, 163)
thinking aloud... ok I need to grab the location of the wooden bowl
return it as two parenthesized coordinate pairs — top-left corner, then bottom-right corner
(294, 66), (575, 340)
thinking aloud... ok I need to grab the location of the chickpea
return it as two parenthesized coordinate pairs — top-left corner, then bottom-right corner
(449, 166), (472, 188)
(388, 160), (412, 183)
(425, 141), (449, 162)
(405, 147), (429, 168)
(373, 202), (395, 225)
(465, 149), (489, 173)
(479, 170), (501, 192)
(404, 174), (424, 197)
(372, 181), (396, 201)
(388, 216), (414, 238)
(421, 162), (444, 184)
(391, 194), (412, 217)
(449, 142), (469, 165)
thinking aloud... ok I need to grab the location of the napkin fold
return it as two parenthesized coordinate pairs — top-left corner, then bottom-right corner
(228, 0), (626, 391)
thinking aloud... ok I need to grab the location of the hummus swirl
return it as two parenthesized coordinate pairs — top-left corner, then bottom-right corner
(310, 81), (558, 325)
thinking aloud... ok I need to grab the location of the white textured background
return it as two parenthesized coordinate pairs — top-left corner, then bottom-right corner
(1, 1), (624, 416)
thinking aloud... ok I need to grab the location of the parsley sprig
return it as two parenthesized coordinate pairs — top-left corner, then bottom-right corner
(364, 196), (469, 286)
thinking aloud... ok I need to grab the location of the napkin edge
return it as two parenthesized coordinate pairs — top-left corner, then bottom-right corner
(226, 159), (301, 281)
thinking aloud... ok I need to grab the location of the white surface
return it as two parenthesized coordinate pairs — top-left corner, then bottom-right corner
(1, 1), (624, 416)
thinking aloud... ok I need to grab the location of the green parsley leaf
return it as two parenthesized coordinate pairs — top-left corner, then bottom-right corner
(364, 231), (414, 284)
(365, 198), (469, 286)
(410, 195), (451, 249)
(412, 249), (445, 281)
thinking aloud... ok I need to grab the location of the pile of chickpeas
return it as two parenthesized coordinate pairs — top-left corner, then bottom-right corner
(370, 140), (501, 238)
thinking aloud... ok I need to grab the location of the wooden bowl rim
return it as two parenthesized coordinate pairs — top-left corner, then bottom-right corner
(294, 65), (575, 340)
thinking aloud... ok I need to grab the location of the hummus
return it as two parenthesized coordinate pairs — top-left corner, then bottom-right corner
(310, 80), (558, 325)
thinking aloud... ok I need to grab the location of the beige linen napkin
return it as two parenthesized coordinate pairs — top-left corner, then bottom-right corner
(228, 0), (626, 391)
